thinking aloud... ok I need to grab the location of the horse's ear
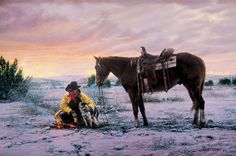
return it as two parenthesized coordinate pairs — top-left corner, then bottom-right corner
(94, 56), (98, 60)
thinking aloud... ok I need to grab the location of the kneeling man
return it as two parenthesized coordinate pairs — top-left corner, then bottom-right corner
(54, 81), (99, 128)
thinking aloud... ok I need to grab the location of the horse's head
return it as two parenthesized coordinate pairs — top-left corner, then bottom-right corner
(94, 56), (110, 86)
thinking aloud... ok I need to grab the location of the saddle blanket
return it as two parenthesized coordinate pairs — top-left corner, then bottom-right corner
(154, 55), (176, 70)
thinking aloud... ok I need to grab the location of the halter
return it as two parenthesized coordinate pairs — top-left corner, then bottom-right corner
(96, 57), (101, 67)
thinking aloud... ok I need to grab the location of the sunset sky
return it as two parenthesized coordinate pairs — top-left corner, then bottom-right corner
(0, 0), (236, 78)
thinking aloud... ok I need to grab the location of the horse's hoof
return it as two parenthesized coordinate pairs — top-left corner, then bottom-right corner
(197, 122), (207, 129)
(143, 122), (148, 127)
(192, 119), (198, 125)
(135, 122), (140, 128)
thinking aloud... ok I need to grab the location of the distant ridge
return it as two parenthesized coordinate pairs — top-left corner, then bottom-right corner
(206, 74), (236, 80)
(32, 75), (87, 84)
(49, 75), (85, 82)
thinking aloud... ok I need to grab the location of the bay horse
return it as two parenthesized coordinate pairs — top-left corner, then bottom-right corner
(94, 52), (206, 128)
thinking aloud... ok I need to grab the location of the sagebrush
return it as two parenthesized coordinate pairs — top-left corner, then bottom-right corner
(87, 74), (111, 88)
(0, 56), (31, 100)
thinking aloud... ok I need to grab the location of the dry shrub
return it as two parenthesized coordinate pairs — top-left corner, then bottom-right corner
(0, 56), (31, 100)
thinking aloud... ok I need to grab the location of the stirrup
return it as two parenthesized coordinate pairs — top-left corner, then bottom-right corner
(147, 87), (153, 95)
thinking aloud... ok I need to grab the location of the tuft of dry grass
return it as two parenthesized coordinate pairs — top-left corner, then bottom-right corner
(94, 91), (130, 114)
(204, 90), (226, 97)
(150, 137), (176, 150)
(204, 87), (213, 90)
(143, 95), (184, 103)
(37, 102), (59, 114)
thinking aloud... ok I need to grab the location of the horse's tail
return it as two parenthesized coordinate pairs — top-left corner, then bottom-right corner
(200, 77), (205, 95)
(191, 58), (206, 112)
(200, 60), (206, 95)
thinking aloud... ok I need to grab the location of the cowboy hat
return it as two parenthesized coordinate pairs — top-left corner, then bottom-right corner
(65, 81), (81, 92)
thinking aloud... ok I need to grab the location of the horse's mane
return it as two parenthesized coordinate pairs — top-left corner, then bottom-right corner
(104, 56), (138, 61)
(101, 56), (138, 67)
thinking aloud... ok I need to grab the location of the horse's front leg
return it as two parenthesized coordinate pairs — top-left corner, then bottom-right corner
(133, 107), (140, 128)
(128, 90), (140, 127)
(139, 93), (148, 127)
(131, 100), (140, 128)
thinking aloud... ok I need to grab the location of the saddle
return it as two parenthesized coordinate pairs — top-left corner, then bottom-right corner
(141, 48), (174, 64)
(138, 48), (175, 93)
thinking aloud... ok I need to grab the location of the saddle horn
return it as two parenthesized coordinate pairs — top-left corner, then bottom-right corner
(140, 46), (148, 56)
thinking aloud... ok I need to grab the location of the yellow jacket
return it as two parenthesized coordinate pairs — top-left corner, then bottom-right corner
(55, 92), (95, 117)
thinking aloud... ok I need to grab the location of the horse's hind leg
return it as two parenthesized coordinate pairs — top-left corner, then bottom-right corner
(184, 84), (198, 124)
(196, 94), (206, 128)
(185, 83), (206, 128)
(192, 89), (206, 127)
(194, 81), (206, 128)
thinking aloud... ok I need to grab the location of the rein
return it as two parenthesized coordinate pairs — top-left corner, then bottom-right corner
(95, 86), (109, 125)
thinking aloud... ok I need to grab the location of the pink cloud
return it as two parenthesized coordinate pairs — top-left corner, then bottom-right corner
(1, 0), (236, 8)
(0, 0), (236, 77)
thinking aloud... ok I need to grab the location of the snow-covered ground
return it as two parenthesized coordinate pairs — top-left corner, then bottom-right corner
(0, 78), (235, 156)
